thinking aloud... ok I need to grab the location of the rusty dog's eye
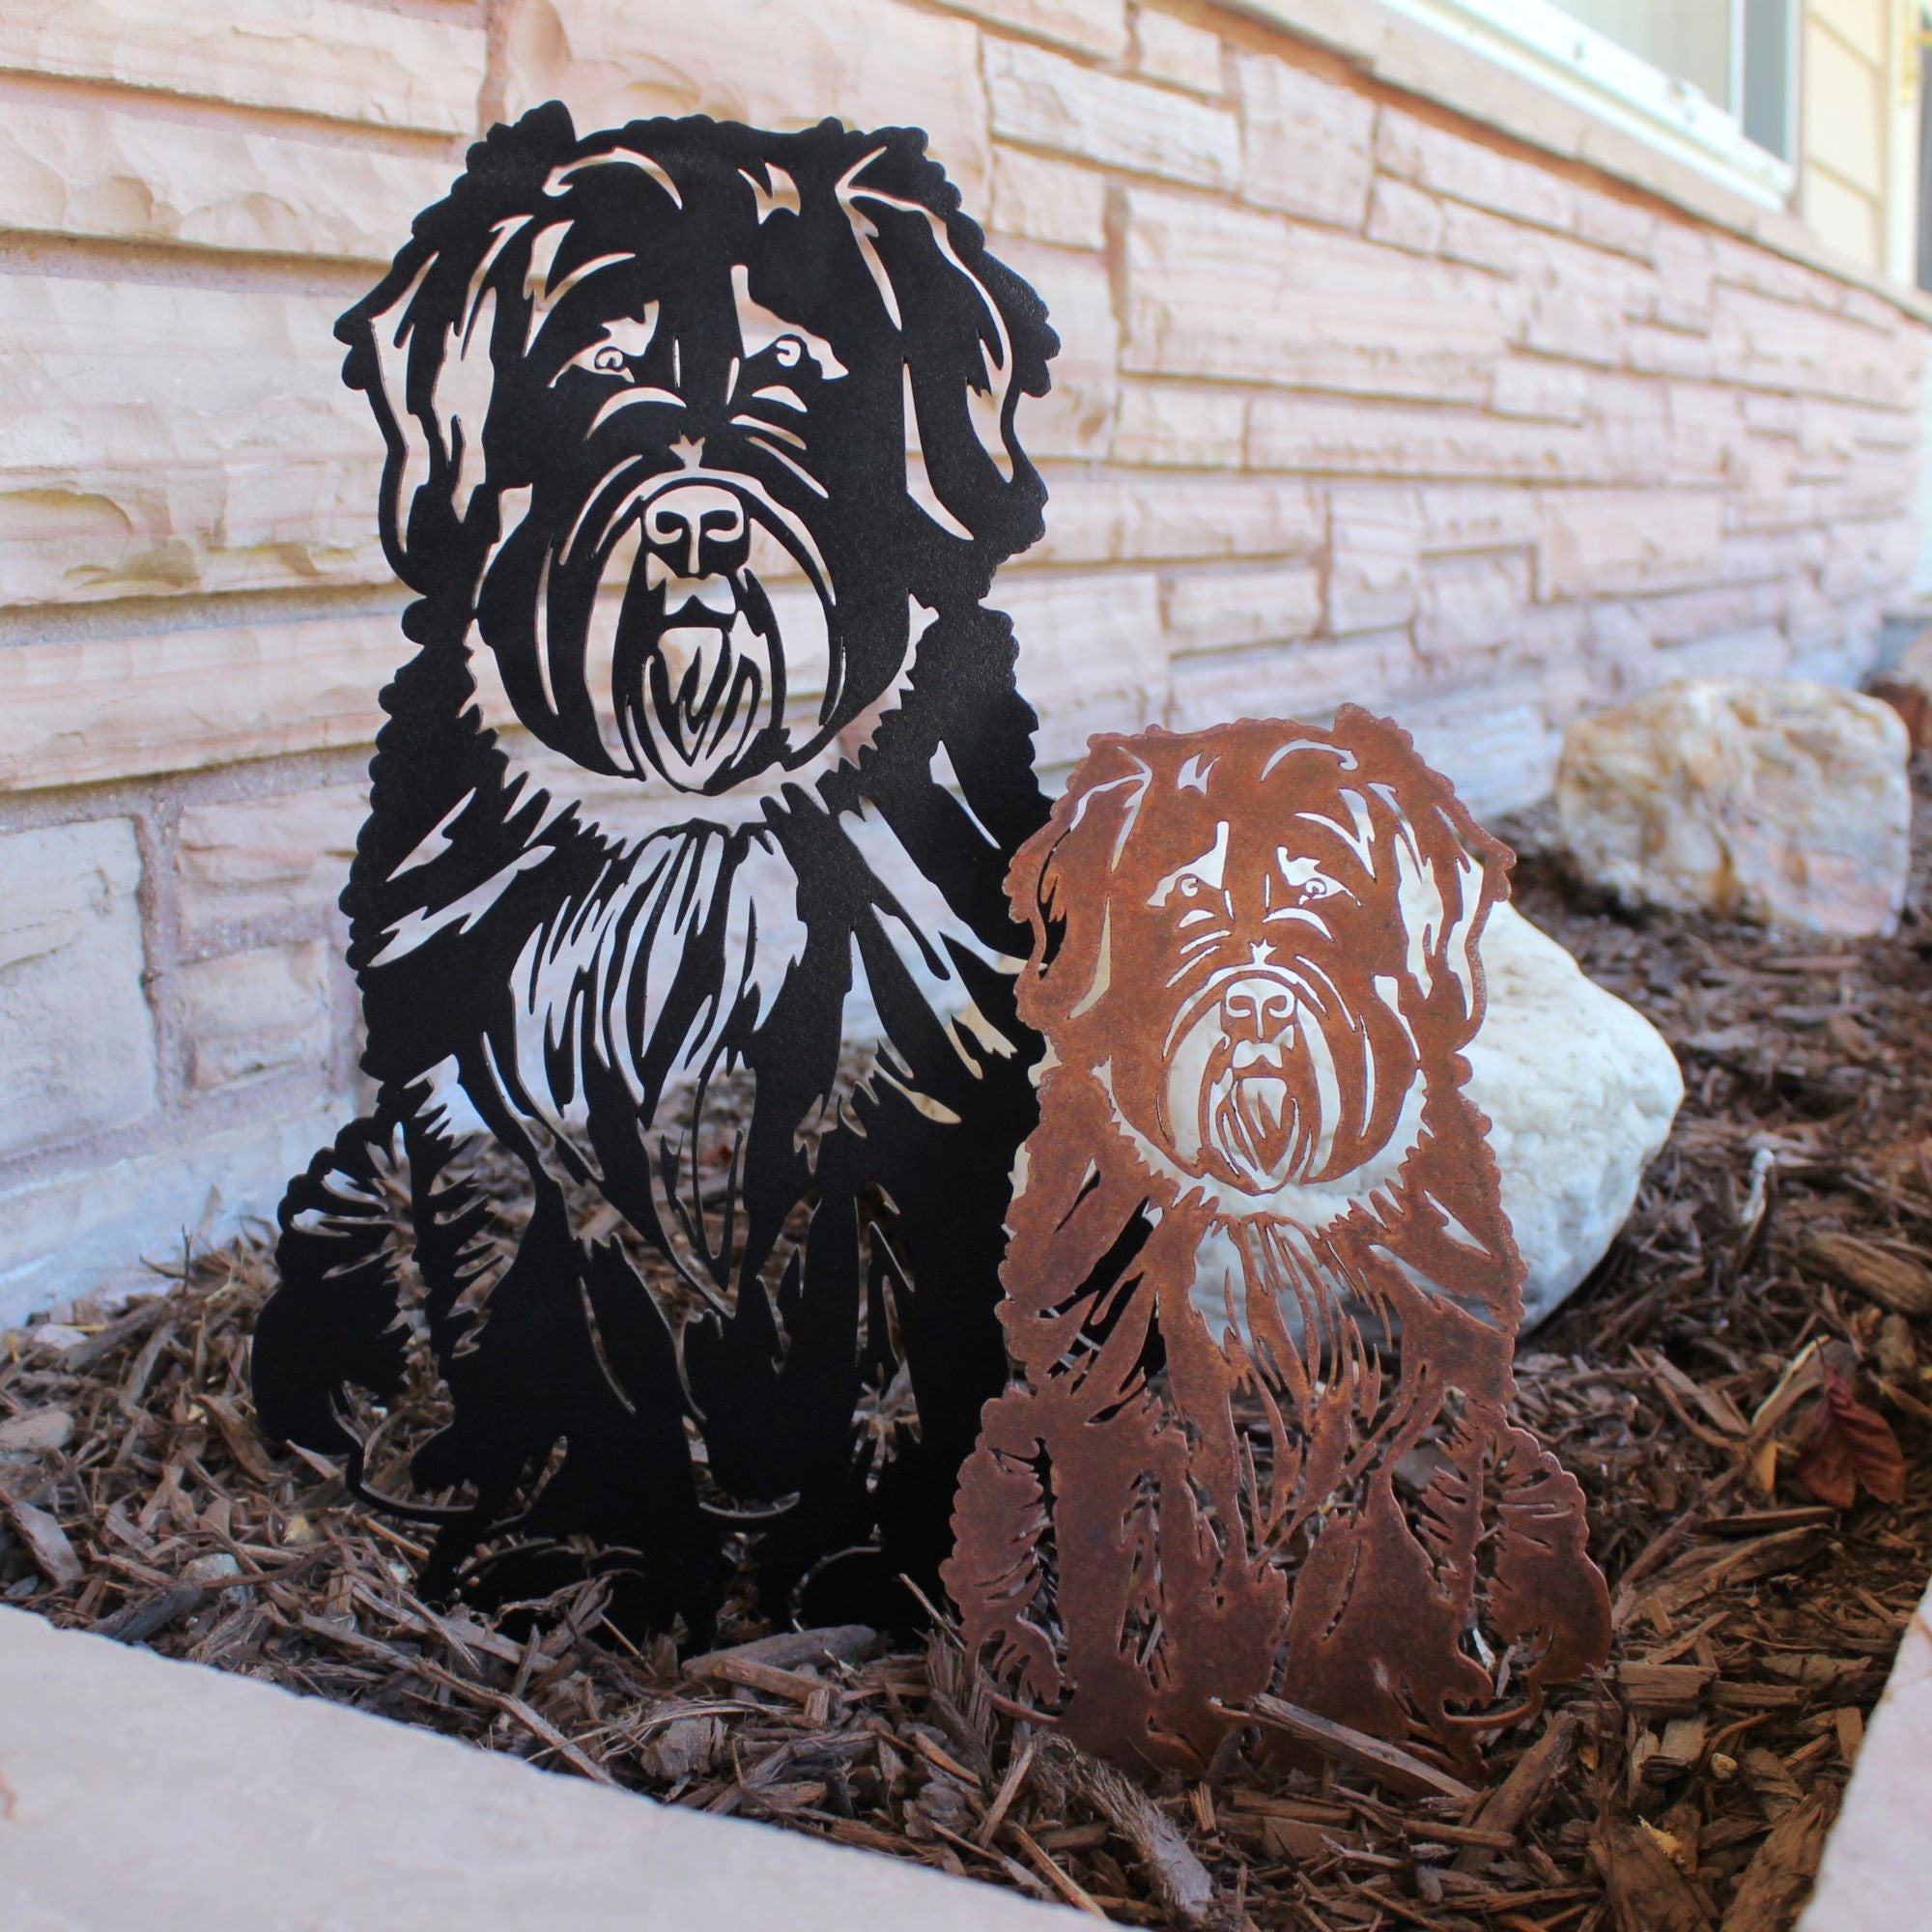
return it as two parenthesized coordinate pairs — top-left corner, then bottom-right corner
(1179, 876), (1201, 899)
(1297, 877), (1340, 902)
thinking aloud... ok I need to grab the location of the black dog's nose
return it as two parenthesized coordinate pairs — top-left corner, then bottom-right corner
(1221, 976), (1294, 1044)
(645, 483), (746, 577)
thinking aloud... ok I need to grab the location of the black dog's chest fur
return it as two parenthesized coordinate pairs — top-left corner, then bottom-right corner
(252, 107), (1059, 1640)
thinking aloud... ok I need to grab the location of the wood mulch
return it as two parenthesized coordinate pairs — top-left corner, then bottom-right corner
(7, 769), (1932, 1932)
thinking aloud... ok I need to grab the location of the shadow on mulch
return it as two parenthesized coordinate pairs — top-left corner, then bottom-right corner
(8, 766), (1932, 1931)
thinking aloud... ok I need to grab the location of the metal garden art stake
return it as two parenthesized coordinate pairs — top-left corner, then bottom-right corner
(944, 712), (1612, 1775)
(252, 104), (1057, 1639)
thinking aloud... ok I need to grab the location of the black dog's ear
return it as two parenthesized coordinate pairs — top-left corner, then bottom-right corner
(835, 140), (1058, 571)
(337, 101), (580, 592)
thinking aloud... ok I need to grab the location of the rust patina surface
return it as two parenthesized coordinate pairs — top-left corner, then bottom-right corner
(945, 708), (1610, 1775)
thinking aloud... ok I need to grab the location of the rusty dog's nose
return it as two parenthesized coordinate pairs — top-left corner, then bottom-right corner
(1221, 976), (1294, 1045)
(645, 483), (746, 577)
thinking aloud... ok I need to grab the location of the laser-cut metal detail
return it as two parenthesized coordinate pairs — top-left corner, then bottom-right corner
(252, 103), (1057, 1641)
(944, 710), (1611, 1775)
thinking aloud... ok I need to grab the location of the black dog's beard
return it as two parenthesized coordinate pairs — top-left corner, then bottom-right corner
(611, 552), (789, 794)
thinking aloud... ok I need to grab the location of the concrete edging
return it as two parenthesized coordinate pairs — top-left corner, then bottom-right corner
(0, 1606), (1066, 1932)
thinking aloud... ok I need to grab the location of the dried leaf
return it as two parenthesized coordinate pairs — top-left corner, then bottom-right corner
(1792, 1364), (1907, 1510)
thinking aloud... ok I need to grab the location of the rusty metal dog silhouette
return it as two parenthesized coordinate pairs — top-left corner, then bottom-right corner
(252, 104), (1056, 1639)
(945, 711), (1609, 1773)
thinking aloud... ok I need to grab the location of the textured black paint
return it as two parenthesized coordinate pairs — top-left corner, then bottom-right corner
(252, 104), (1055, 1642)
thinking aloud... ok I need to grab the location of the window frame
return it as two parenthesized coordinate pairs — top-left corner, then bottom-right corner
(1356, 0), (1797, 210)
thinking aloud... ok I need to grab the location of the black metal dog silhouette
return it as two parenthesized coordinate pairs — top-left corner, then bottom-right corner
(252, 103), (1056, 1640)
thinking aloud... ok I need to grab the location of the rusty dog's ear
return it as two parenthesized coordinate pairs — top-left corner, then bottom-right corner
(1335, 705), (1513, 1052)
(834, 138), (1057, 577)
(1006, 734), (1154, 1035)
(337, 101), (582, 594)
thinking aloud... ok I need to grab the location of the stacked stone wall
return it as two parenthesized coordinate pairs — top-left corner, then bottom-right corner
(1, 0), (1924, 1312)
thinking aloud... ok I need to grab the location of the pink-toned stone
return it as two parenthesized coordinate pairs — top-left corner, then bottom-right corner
(1112, 383), (1246, 468)
(983, 37), (1239, 188)
(1002, 572), (1167, 767)
(1492, 358), (1588, 423)
(1161, 563), (1322, 654)
(501, 0), (991, 206)
(988, 145), (1107, 249)
(0, 0), (485, 134)
(1168, 631), (1417, 732)
(0, 97), (458, 264)
(1557, 678), (1911, 938)
(0, 271), (384, 608)
(1365, 177), (1443, 255)
(1133, 8), (1223, 94)
(1122, 190), (1506, 400)
(1536, 490), (1725, 601)
(0, 612), (401, 793)
(933, 0), (1128, 59)
(1236, 55), (1375, 228)
(1246, 393), (1603, 483)
(1416, 553), (1533, 659)
(177, 941), (335, 1090)
(1025, 476), (1321, 569)
(990, 241), (1118, 458)
(1327, 489), (1422, 634)
(0, 819), (156, 1162)
(1375, 104), (1579, 233)
(176, 784), (367, 947)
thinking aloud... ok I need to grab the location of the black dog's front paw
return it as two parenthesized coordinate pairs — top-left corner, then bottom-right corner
(254, 1113), (412, 1455)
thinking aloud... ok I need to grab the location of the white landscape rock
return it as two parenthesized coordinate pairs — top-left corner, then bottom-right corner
(1467, 904), (1684, 1328)
(1555, 678), (1912, 939)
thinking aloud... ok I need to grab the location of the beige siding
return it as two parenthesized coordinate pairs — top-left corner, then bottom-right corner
(1803, 0), (1897, 271)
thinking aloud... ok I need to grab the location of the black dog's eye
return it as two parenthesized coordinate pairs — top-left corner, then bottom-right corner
(772, 337), (805, 369)
(590, 346), (628, 375)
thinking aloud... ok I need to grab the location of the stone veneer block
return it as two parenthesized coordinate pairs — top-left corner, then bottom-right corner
(0, 0), (486, 134)
(0, 1106), (348, 1325)
(1134, 10), (1223, 95)
(0, 272), (385, 608)
(177, 941), (334, 1090)
(988, 145), (1108, 250)
(938, 0), (1128, 61)
(983, 38), (1240, 189)
(999, 572), (1168, 767)
(0, 95), (460, 264)
(1121, 191), (1508, 399)
(0, 1607), (1064, 1932)
(176, 784), (367, 948)
(0, 819), (156, 1162)
(500, 0), (993, 207)
(1162, 562), (1324, 654)
(1236, 54), (1376, 228)
(0, 613), (402, 792)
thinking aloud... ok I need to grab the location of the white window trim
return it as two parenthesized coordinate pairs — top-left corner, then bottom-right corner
(1355, 0), (1796, 211)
